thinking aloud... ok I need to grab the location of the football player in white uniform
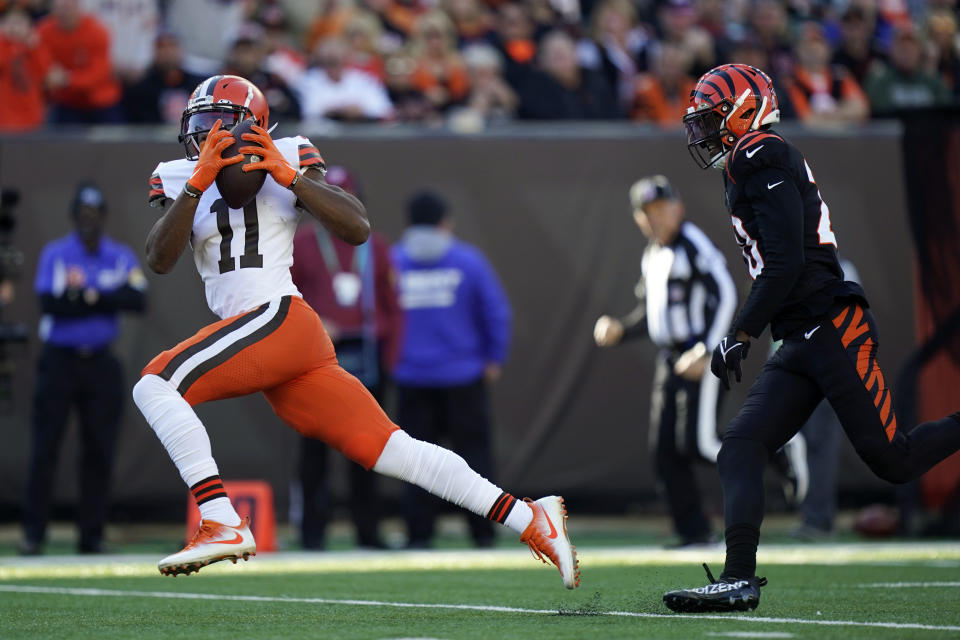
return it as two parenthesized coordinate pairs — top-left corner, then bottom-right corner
(133, 75), (579, 588)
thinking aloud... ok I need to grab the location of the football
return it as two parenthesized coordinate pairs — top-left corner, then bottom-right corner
(215, 118), (266, 209)
(852, 503), (899, 538)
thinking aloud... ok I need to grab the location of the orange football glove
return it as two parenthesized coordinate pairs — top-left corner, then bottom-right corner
(186, 119), (243, 193)
(239, 124), (298, 189)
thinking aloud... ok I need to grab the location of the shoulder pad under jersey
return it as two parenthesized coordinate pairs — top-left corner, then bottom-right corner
(725, 129), (792, 184)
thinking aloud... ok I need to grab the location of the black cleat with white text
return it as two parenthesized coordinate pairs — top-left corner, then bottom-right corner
(663, 564), (767, 613)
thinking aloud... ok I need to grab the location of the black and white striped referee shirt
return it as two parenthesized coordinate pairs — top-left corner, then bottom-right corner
(620, 221), (737, 353)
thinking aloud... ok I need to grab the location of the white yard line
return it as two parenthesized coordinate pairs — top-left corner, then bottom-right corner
(0, 584), (958, 633)
(3, 543), (960, 581)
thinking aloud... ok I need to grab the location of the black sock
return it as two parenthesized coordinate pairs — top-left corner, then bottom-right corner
(721, 523), (760, 580)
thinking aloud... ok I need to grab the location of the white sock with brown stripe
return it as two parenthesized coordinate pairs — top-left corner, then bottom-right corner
(372, 430), (533, 533)
(133, 374), (241, 526)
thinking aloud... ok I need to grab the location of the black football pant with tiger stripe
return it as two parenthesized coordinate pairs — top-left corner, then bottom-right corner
(718, 299), (960, 577)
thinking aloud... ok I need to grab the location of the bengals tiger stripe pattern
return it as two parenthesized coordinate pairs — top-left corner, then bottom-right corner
(833, 303), (898, 442)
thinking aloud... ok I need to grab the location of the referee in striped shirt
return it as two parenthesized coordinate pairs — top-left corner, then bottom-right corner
(594, 175), (737, 547)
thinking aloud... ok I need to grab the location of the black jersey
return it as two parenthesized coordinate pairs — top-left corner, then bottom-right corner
(722, 128), (866, 339)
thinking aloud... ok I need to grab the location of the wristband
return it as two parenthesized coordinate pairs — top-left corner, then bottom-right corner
(287, 171), (300, 190)
(183, 182), (203, 199)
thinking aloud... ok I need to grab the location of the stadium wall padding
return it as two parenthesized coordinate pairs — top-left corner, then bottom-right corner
(902, 109), (960, 507)
(0, 125), (915, 521)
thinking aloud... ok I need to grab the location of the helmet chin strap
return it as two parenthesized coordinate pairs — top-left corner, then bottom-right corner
(267, 123), (278, 134)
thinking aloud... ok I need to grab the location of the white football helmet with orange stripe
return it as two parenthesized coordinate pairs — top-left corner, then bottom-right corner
(179, 75), (269, 161)
(683, 64), (780, 170)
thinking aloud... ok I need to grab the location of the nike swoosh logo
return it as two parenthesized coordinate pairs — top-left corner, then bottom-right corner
(745, 145), (764, 158)
(543, 512), (558, 539)
(804, 325), (821, 340)
(767, 181), (784, 190)
(211, 532), (244, 545)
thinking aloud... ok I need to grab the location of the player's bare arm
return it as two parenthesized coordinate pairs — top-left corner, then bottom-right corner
(146, 119), (242, 274)
(292, 166), (370, 246)
(145, 193), (199, 274)
(239, 125), (370, 246)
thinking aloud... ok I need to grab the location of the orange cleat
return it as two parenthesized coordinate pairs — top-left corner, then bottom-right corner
(158, 517), (256, 576)
(519, 496), (580, 589)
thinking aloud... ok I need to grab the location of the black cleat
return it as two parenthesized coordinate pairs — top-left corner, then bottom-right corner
(663, 563), (767, 613)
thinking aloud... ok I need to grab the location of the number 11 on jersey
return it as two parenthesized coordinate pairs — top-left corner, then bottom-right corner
(212, 198), (264, 274)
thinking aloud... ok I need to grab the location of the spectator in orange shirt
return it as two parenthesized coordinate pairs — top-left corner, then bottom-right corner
(785, 22), (869, 127)
(632, 41), (695, 127)
(36, 0), (122, 124)
(304, 0), (356, 54)
(0, 5), (51, 132)
(408, 10), (470, 111)
(306, 0), (418, 55)
(493, 3), (538, 91)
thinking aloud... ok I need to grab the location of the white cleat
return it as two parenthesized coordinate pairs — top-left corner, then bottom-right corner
(519, 496), (580, 589)
(158, 517), (256, 576)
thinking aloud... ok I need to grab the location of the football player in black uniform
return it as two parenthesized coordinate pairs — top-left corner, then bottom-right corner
(662, 63), (960, 613)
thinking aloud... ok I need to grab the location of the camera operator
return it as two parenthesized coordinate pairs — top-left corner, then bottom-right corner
(21, 182), (147, 555)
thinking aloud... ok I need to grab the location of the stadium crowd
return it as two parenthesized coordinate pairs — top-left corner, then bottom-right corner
(1, 0), (958, 130)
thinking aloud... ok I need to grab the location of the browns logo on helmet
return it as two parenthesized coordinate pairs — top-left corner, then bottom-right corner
(682, 64), (780, 169)
(178, 75), (269, 161)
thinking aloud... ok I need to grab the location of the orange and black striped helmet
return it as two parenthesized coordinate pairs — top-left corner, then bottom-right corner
(682, 64), (780, 169)
(178, 75), (269, 160)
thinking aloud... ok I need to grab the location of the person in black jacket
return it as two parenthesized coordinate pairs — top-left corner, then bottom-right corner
(663, 63), (960, 613)
(220, 34), (301, 124)
(123, 32), (206, 124)
(517, 30), (620, 120)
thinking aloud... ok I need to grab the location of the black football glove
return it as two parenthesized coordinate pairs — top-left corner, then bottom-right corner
(711, 333), (750, 390)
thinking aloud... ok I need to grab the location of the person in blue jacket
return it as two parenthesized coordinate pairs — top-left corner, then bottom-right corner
(392, 190), (512, 548)
(22, 182), (147, 555)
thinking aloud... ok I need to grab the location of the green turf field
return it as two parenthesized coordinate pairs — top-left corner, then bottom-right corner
(2, 541), (959, 639)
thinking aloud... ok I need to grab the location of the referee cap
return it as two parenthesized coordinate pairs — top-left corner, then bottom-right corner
(629, 175), (679, 211)
(72, 182), (106, 215)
